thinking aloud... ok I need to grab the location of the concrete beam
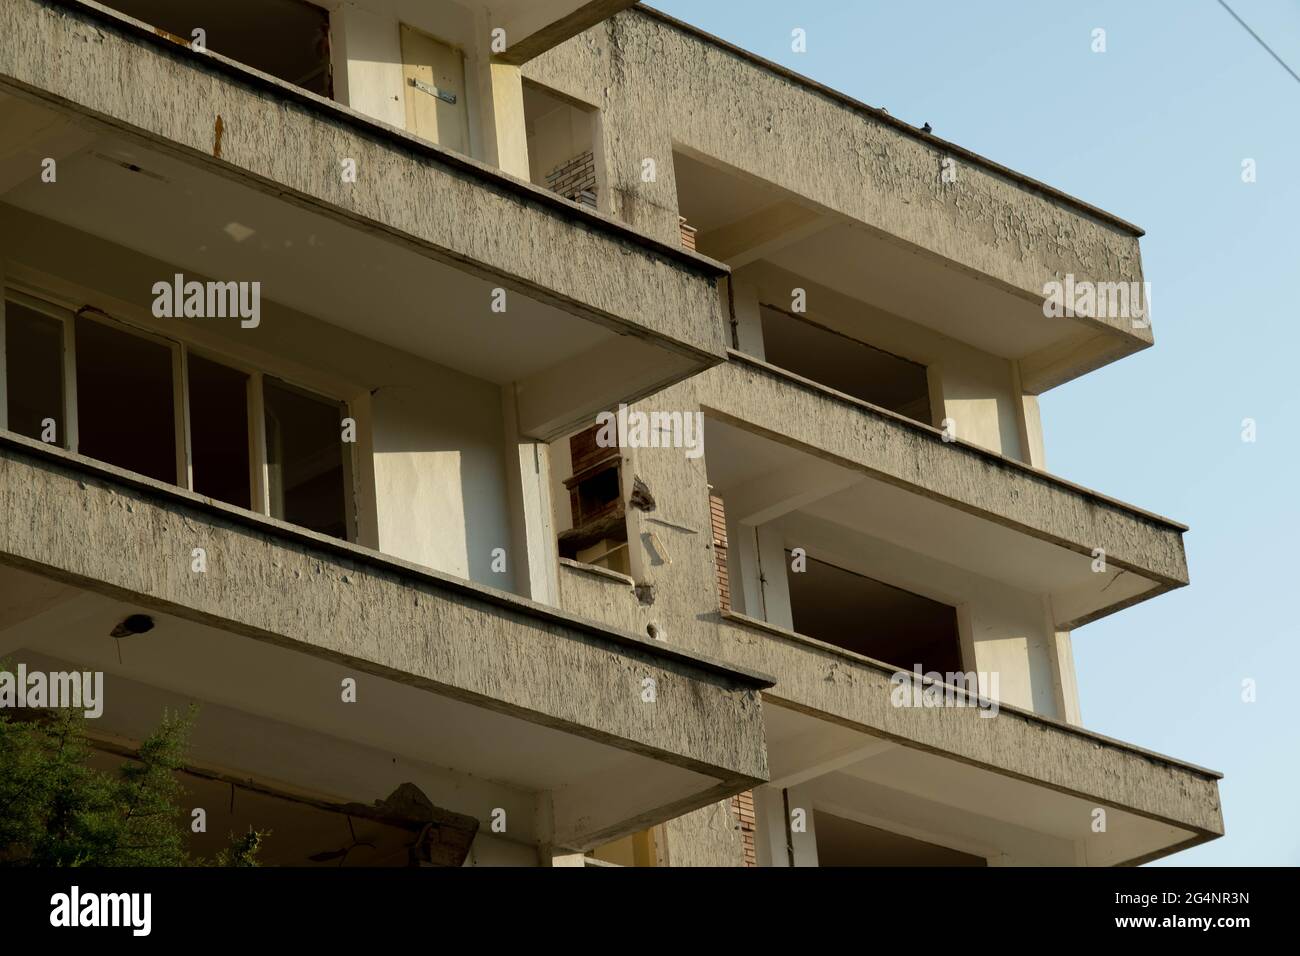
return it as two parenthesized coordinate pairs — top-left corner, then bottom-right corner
(496, 0), (639, 66)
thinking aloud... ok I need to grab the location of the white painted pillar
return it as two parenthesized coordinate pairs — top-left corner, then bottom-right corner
(730, 269), (765, 359)
(755, 523), (793, 629)
(786, 785), (820, 867)
(502, 384), (559, 605)
(753, 785), (790, 867)
(330, 3), (406, 128)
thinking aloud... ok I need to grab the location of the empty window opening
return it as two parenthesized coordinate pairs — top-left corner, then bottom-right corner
(400, 24), (471, 155)
(103, 0), (332, 97)
(75, 315), (177, 484)
(523, 82), (598, 209)
(814, 811), (986, 867)
(187, 354), (251, 510)
(785, 552), (961, 675)
(263, 376), (348, 539)
(761, 306), (932, 423)
(557, 423), (628, 574)
(4, 301), (64, 444)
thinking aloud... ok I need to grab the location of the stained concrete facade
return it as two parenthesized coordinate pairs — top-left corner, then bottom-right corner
(0, 0), (1220, 866)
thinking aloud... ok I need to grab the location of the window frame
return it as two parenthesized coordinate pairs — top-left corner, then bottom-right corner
(1, 279), (366, 544)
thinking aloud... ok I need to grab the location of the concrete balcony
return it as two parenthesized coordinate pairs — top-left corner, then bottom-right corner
(527, 5), (1153, 392)
(724, 622), (1223, 866)
(0, 0), (726, 441)
(0, 433), (771, 859)
(699, 352), (1188, 635)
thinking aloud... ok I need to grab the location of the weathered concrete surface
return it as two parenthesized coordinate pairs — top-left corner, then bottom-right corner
(698, 354), (1189, 590)
(550, 376), (1218, 845)
(719, 613), (1223, 839)
(660, 800), (746, 867)
(0, 0), (727, 363)
(525, 7), (1151, 349)
(0, 435), (769, 787)
(557, 555), (1221, 840)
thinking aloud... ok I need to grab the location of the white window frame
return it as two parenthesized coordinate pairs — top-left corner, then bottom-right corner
(1, 278), (368, 544)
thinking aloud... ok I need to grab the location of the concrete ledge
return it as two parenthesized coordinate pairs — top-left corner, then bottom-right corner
(0, 433), (771, 785)
(698, 353), (1189, 591)
(719, 611), (1223, 840)
(1, 0), (728, 362)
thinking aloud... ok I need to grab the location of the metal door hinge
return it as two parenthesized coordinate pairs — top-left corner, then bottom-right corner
(410, 77), (457, 104)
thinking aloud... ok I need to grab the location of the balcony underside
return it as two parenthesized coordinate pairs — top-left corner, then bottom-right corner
(673, 149), (1151, 392)
(0, 435), (771, 851)
(762, 701), (1221, 866)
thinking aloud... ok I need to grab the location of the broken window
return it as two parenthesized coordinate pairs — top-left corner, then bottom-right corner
(75, 314), (178, 485)
(761, 307), (932, 424)
(263, 376), (349, 539)
(187, 353), (251, 510)
(102, 0), (332, 97)
(785, 552), (962, 675)
(3, 300), (64, 445)
(558, 423), (629, 574)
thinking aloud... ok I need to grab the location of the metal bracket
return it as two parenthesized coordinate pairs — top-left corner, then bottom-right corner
(410, 77), (457, 105)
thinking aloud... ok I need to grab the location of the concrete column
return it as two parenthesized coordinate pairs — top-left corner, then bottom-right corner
(472, 21), (531, 181)
(755, 523), (793, 629)
(730, 269), (766, 359)
(785, 785), (820, 867)
(1050, 630), (1083, 725)
(729, 515), (762, 618)
(502, 385), (559, 605)
(1012, 360), (1048, 468)
(330, 3), (406, 129)
(753, 785), (789, 867)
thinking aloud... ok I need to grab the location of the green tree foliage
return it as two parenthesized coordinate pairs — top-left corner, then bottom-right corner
(0, 705), (262, 867)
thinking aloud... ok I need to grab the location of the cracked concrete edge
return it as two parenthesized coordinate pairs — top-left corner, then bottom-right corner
(698, 356), (1190, 588)
(3, 0), (729, 362)
(0, 434), (771, 783)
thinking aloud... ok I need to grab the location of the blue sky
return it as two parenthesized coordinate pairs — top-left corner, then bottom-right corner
(649, 0), (1300, 865)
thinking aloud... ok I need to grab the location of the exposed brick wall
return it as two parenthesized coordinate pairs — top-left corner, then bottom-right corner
(730, 791), (757, 867)
(546, 151), (598, 209)
(709, 492), (730, 612)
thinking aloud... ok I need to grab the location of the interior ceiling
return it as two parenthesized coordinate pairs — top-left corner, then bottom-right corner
(0, 564), (701, 795)
(523, 82), (574, 125)
(702, 416), (1156, 615)
(0, 90), (610, 385)
(673, 150), (789, 234)
(673, 149), (1097, 363)
(765, 703), (1194, 865)
(814, 810), (986, 866)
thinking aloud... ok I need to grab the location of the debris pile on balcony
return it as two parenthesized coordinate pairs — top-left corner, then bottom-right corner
(545, 151), (598, 209)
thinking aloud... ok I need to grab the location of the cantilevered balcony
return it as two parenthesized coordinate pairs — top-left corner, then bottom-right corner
(0, 433), (771, 861)
(0, 0), (727, 442)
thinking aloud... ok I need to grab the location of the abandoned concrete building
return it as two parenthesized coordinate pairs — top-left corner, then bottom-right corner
(0, 0), (1222, 866)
